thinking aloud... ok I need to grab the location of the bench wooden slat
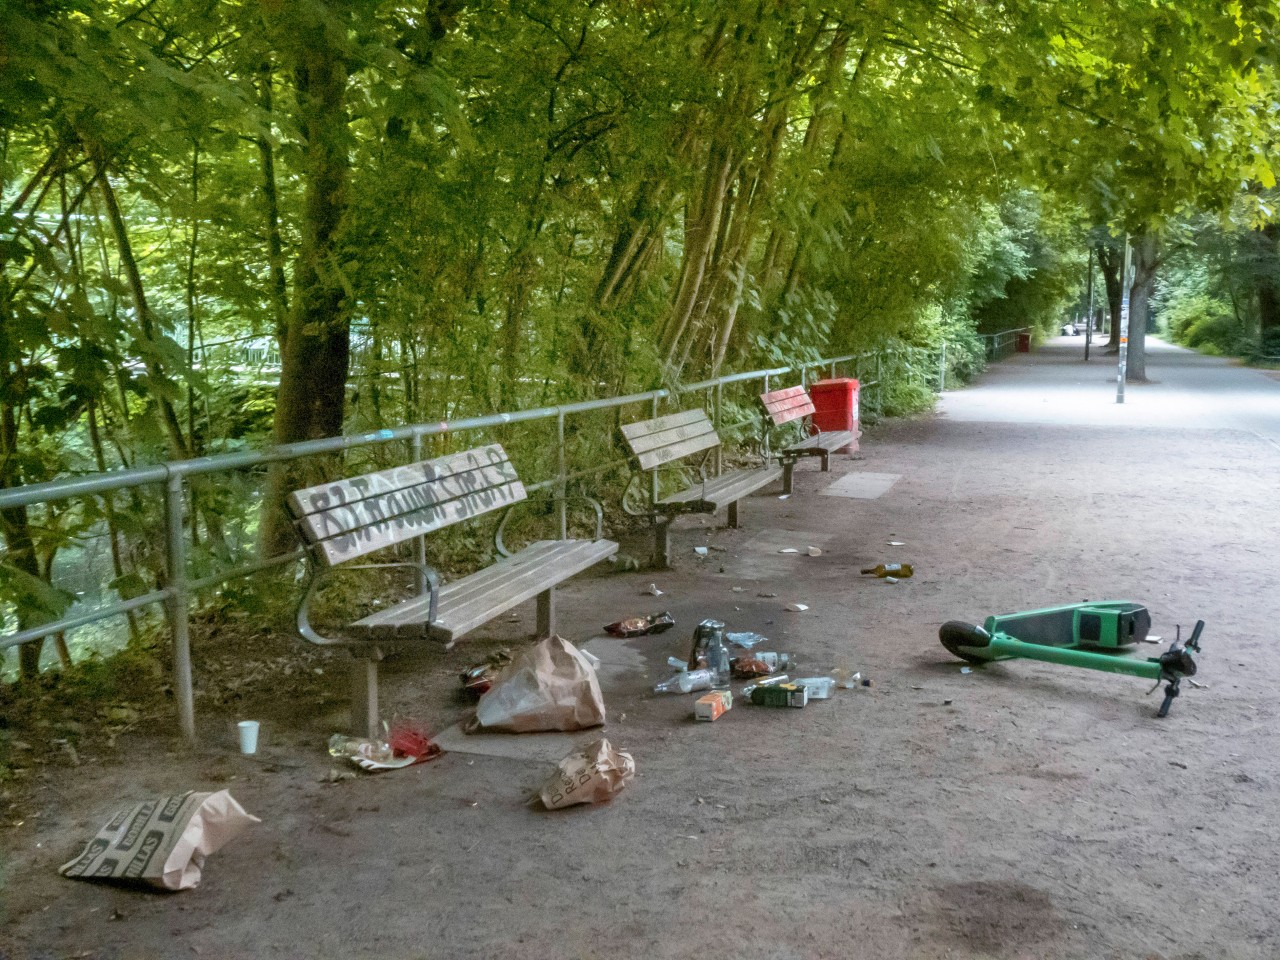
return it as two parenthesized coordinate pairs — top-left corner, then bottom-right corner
(657, 465), (782, 510)
(623, 417), (718, 457)
(636, 431), (721, 471)
(351, 539), (617, 641)
(619, 408), (707, 441)
(784, 430), (857, 455)
(289, 445), (513, 518)
(288, 444), (527, 566)
(293, 460), (521, 544)
(760, 386), (816, 425)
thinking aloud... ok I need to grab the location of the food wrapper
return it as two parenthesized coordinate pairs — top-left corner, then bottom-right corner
(60, 790), (259, 891)
(603, 611), (676, 638)
(731, 657), (776, 679)
(471, 636), (605, 733)
(538, 738), (635, 809)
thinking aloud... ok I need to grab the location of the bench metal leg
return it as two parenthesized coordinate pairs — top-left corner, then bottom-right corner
(782, 461), (795, 494)
(727, 500), (740, 529)
(820, 451), (831, 472)
(351, 652), (381, 739)
(537, 587), (556, 638)
(653, 518), (671, 569)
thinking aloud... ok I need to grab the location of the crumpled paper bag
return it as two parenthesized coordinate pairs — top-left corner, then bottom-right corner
(538, 738), (635, 809)
(60, 790), (259, 891)
(471, 636), (605, 733)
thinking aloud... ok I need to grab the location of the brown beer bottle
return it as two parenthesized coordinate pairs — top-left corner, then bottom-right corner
(860, 562), (913, 578)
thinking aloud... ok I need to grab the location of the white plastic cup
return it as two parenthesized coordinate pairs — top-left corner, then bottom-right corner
(237, 720), (260, 755)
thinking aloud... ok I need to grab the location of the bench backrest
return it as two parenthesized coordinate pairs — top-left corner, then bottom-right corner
(287, 443), (526, 566)
(620, 409), (720, 471)
(759, 385), (815, 426)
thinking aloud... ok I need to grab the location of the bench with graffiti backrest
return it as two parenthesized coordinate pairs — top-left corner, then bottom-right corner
(620, 409), (781, 568)
(758, 385), (858, 494)
(288, 443), (617, 735)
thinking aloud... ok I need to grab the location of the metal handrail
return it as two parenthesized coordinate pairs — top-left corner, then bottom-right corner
(0, 345), (946, 742)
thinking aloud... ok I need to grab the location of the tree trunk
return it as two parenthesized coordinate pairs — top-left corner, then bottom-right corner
(1096, 243), (1123, 352)
(1258, 222), (1279, 349)
(0, 398), (44, 679)
(259, 4), (355, 558)
(1126, 233), (1160, 382)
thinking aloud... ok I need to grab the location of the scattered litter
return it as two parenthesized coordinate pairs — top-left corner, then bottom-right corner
(832, 668), (861, 689)
(694, 546), (709, 556)
(860, 676), (873, 687)
(644, 583), (665, 597)
(778, 494), (791, 500)
(537, 739), (634, 810)
(507, 612), (521, 622)
(695, 690), (732, 722)
(709, 545), (727, 552)
(1169, 760), (1189, 770)
(807, 546), (822, 557)
(794, 677), (835, 699)
(884, 576), (899, 584)
(887, 541), (905, 546)
(322, 767), (356, 783)
(778, 548), (800, 554)
(757, 592), (778, 598)
(911, 685), (924, 691)
(667, 655), (688, 669)
(328, 721), (443, 772)
(237, 720), (259, 756)
(785, 603), (809, 613)
(470, 636), (605, 733)
(461, 649), (514, 700)
(580, 650), (602, 671)
(603, 611), (676, 638)
(654, 669), (713, 695)
(943, 699), (953, 706)
(731, 657), (777, 679)
(861, 563), (914, 579)
(725, 630), (768, 650)
(749, 683), (808, 708)
(686, 619), (732, 686)
(1188, 679), (1209, 689)
(61, 790), (259, 891)
(960, 666), (972, 675)
(731, 586), (746, 593)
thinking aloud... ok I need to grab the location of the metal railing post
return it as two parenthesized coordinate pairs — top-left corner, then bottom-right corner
(556, 410), (568, 538)
(713, 382), (723, 476)
(650, 393), (660, 507)
(164, 472), (196, 744)
(411, 431), (428, 591)
(829, 360), (837, 379)
(938, 342), (947, 392)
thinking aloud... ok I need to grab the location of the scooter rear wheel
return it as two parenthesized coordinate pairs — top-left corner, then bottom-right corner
(939, 620), (993, 664)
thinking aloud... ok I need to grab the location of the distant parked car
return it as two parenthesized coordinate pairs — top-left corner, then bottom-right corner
(1060, 322), (1081, 336)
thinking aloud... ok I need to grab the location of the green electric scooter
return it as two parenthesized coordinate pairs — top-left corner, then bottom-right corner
(939, 601), (1204, 717)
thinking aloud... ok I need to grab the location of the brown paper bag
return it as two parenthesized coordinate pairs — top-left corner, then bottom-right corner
(471, 636), (606, 733)
(538, 738), (635, 809)
(60, 790), (259, 891)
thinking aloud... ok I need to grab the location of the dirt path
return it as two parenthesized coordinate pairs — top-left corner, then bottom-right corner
(4, 338), (1279, 960)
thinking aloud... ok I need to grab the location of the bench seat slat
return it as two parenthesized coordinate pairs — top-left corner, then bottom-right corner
(783, 430), (857, 455)
(351, 538), (617, 642)
(656, 465), (782, 511)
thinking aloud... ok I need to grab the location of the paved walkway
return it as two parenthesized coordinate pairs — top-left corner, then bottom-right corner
(943, 335), (1280, 445)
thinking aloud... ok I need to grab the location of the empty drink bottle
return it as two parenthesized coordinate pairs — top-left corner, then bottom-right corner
(860, 562), (913, 579)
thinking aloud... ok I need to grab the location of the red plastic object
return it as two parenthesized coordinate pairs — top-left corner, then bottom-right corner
(1015, 332), (1031, 352)
(808, 378), (859, 452)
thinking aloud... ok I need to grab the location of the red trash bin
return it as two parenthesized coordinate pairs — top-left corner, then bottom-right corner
(1015, 331), (1031, 352)
(808, 378), (859, 453)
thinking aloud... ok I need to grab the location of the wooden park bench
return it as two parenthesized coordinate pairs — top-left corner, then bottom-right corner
(620, 409), (781, 567)
(759, 385), (859, 494)
(287, 443), (617, 735)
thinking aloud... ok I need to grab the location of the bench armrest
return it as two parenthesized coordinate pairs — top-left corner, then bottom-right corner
(297, 560), (440, 646)
(494, 493), (605, 557)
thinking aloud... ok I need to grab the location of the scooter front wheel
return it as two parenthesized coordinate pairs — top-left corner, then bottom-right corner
(939, 620), (993, 664)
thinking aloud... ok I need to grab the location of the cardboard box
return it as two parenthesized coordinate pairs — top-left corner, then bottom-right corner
(694, 690), (732, 721)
